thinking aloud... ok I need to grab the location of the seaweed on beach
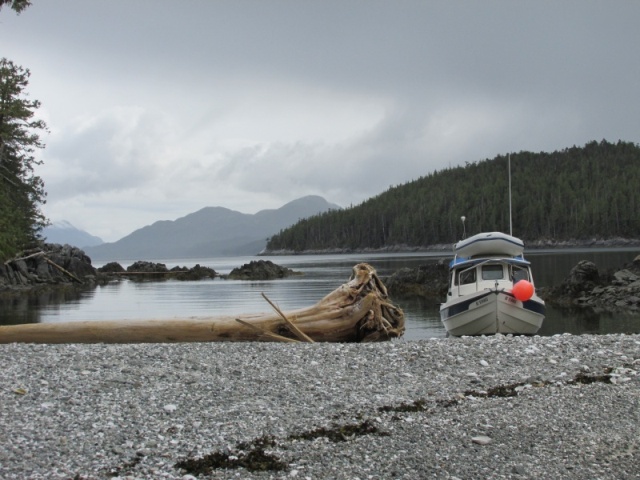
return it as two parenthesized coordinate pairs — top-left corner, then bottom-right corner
(175, 435), (288, 475)
(289, 419), (389, 443)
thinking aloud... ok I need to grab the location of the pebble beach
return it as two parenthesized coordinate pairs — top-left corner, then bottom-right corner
(1, 334), (639, 479)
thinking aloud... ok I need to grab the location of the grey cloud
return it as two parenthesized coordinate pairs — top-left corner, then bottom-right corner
(43, 108), (171, 198)
(2, 0), (639, 240)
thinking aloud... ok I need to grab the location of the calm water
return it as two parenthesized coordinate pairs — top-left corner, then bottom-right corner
(2, 249), (640, 340)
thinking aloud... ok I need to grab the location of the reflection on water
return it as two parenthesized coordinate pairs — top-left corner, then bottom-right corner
(2, 249), (640, 340)
(540, 305), (640, 336)
(0, 287), (97, 326)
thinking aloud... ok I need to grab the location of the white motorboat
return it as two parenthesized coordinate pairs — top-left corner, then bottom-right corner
(439, 231), (546, 336)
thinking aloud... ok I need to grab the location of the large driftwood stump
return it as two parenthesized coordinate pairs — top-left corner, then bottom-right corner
(0, 263), (404, 344)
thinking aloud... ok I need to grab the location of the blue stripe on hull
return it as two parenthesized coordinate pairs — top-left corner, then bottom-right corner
(441, 290), (546, 322)
(440, 290), (494, 320)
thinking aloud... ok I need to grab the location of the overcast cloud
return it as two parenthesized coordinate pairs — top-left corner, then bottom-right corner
(2, 1), (638, 241)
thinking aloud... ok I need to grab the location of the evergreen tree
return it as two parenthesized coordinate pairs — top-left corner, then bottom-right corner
(0, 0), (31, 14)
(266, 140), (640, 252)
(0, 58), (48, 260)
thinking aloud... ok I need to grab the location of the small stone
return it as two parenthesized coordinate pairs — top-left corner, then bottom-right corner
(479, 360), (489, 367)
(512, 464), (527, 475)
(471, 435), (492, 445)
(163, 404), (177, 412)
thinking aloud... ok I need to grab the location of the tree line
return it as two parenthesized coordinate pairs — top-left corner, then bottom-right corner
(266, 140), (640, 252)
(1, 1), (48, 261)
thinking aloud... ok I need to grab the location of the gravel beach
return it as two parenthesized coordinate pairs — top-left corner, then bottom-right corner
(1, 334), (639, 479)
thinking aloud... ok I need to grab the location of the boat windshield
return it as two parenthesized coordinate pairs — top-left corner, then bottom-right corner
(452, 266), (476, 286)
(452, 258), (531, 288)
(510, 264), (530, 282)
(481, 264), (504, 280)
(459, 269), (476, 285)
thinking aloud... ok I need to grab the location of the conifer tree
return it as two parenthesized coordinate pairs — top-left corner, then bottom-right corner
(0, 58), (48, 259)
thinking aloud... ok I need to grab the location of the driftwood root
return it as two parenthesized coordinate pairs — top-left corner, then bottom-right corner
(0, 263), (405, 344)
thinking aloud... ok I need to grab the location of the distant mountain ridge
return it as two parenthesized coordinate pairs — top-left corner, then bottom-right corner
(42, 221), (104, 248)
(83, 195), (340, 261)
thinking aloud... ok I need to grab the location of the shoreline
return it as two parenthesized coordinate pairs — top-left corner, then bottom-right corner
(1, 334), (638, 479)
(260, 238), (640, 256)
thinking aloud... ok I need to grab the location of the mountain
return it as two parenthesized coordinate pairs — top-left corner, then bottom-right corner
(42, 221), (104, 248)
(83, 195), (340, 261)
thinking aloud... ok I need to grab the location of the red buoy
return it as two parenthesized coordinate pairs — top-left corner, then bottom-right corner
(512, 280), (534, 301)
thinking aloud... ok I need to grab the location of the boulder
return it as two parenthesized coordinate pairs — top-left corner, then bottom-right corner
(169, 264), (217, 281)
(540, 258), (640, 312)
(97, 262), (126, 274)
(384, 262), (449, 298)
(563, 260), (601, 295)
(127, 261), (169, 273)
(226, 260), (299, 280)
(0, 243), (97, 292)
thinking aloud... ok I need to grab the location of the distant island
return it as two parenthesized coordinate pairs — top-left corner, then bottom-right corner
(264, 140), (640, 253)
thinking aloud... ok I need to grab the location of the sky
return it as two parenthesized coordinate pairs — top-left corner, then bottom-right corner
(2, 1), (639, 242)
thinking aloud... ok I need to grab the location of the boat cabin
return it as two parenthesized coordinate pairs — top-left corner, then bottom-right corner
(447, 257), (533, 298)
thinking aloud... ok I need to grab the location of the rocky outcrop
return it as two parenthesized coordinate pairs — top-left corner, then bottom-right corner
(126, 261), (170, 274)
(1, 247), (221, 295)
(96, 261), (217, 281)
(98, 262), (126, 274)
(0, 244), (97, 292)
(539, 256), (640, 311)
(168, 264), (217, 281)
(226, 260), (300, 280)
(384, 262), (449, 299)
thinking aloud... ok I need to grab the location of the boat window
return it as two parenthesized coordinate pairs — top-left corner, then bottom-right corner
(459, 268), (476, 285)
(511, 265), (530, 282)
(482, 264), (504, 280)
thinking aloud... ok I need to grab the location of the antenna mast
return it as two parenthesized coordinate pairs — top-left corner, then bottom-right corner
(508, 154), (513, 236)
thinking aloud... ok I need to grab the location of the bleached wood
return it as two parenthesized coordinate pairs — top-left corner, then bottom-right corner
(0, 263), (404, 344)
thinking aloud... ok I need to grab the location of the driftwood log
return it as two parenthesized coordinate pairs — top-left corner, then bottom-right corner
(0, 263), (404, 344)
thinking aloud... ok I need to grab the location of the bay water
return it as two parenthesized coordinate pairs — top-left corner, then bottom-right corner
(2, 249), (640, 340)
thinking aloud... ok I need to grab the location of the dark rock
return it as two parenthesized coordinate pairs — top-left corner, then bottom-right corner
(0, 243), (98, 294)
(98, 262), (126, 274)
(226, 260), (299, 280)
(95, 261), (217, 282)
(566, 260), (600, 292)
(540, 258), (640, 312)
(384, 262), (449, 298)
(170, 264), (217, 281)
(111, 261), (171, 282)
(127, 261), (168, 273)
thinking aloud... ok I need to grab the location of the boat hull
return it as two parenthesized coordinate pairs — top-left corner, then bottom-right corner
(440, 289), (545, 336)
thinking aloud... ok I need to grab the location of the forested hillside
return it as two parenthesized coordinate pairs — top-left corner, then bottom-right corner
(265, 140), (640, 252)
